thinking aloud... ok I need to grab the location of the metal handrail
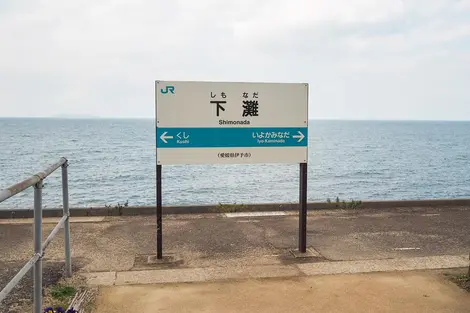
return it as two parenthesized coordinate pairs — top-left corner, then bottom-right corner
(0, 158), (72, 313)
(0, 157), (67, 203)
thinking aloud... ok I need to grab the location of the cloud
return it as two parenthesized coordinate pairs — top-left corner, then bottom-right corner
(233, 0), (406, 40)
(0, 0), (469, 119)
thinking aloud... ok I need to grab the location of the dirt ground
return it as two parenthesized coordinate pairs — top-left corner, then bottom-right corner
(0, 260), (68, 313)
(94, 271), (470, 313)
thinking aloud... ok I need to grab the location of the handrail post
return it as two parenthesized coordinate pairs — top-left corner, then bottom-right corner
(33, 181), (43, 313)
(0, 158), (72, 307)
(62, 162), (72, 277)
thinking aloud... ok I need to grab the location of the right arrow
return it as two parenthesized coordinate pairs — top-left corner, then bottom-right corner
(160, 131), (173, 144)
(292, 131), (305, 142)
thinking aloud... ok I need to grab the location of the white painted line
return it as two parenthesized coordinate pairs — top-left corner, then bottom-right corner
(393, 247), (421, 251)
(236, 220), (260, 223)
(421, 214), (440, 217)
(224, 211), (289, 218)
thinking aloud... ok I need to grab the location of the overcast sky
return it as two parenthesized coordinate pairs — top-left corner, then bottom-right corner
(1, 0), (469, 120)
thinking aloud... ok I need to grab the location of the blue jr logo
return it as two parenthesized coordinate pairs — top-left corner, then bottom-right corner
(160, 86), (175, 94)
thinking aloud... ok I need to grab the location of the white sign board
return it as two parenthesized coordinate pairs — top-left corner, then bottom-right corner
(156, 80), (308, 165)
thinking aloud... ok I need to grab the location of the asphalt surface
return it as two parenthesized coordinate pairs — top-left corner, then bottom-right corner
(0, 206), (469, 311)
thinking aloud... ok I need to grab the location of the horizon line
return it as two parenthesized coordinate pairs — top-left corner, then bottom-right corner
(1, 116), (470, 122)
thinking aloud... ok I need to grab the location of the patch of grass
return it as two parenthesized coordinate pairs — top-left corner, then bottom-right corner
(47, 285), (76, 309)
(210, 202), (251, 213)
(346, 200), (363, 209)
(51, 285), (76, 300)
(445, 273), (470, 292)
(104, 200), (129, 215)
(327, 197), (363, 210)
(44, 274), (88, 311)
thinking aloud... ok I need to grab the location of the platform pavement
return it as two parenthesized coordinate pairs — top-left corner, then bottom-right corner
(0, 206), (469, 287)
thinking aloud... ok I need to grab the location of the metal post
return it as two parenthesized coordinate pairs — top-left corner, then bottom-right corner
(61, 162), (72, 277)
(156, 164), (163, 259)
(299, 163), (307, 253)
(33, 182), (43, 313)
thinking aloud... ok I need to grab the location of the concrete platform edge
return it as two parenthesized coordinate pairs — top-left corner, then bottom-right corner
(1, 199), (470, 219)
(83, 254), (469, 286)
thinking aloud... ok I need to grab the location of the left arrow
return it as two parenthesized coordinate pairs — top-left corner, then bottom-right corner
(160, 131), (173, 144)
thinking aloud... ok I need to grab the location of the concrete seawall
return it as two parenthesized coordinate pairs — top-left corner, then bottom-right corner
(0, 198), (469, 219)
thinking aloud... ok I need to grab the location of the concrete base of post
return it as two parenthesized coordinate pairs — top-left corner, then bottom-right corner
(147, 254), (182, 265)
(289, 247), (322, 259)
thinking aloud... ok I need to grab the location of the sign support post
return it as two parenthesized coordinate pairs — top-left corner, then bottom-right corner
(299, 162), (308, 253)
(156, 165), (163, 259)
